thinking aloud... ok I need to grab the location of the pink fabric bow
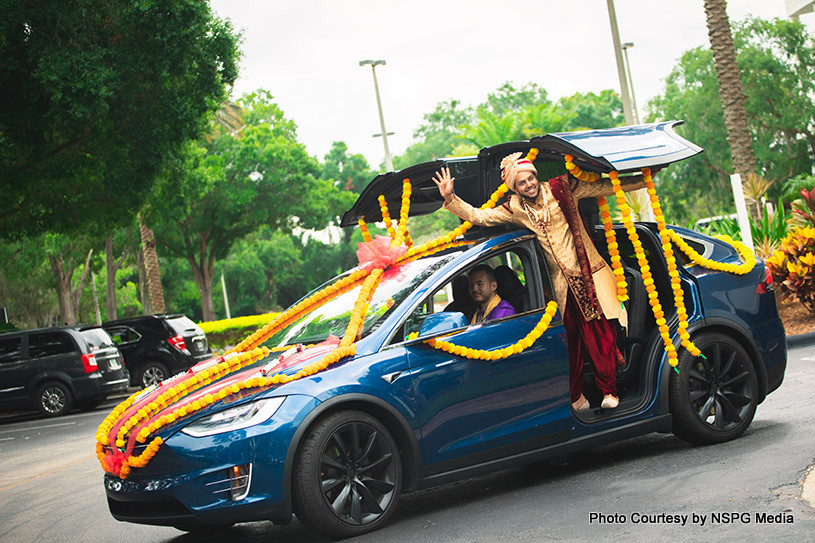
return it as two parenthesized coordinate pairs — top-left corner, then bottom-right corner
(356, 235), (406, 272)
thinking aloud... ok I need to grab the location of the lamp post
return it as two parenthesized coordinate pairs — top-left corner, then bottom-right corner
(359, 59), (394, 172)
(621, 42), (640, 124)
(606, 0), (635, 126)
(606, 0), (654, 221)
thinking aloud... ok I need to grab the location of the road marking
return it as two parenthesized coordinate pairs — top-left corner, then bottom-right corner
(0, 421), (76, 435)
(0, 437), (14, 441)
(0, 454), (94, 492)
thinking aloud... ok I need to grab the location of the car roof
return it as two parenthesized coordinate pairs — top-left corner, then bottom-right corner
(340, 120), (702, 228)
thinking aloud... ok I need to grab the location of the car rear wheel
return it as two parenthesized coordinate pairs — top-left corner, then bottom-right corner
(670, 332), (759, 444)
(138, 362), (168, 388)
(293, 410), (401, 538)
(36, 382), (73, 417)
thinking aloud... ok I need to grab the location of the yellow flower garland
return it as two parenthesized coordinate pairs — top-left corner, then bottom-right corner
(393, 179), (411, 248)
(666, 229), (756, 275)
(426, 301), (558, 360)
(378, 195), (397, 238)
(358, 217), (373, 243)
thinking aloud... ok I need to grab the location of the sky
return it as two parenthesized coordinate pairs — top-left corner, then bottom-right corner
(208, 0), (814, 170)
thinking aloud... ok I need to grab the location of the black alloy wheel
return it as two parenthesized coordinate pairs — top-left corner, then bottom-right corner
(36, 381), (73, 417)
(293, 410), (401, 538)
(670, 332), (759, 444)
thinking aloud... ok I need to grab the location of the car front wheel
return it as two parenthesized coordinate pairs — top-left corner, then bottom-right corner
(670, 331), (759, 444)
(138, 362), (168, 388)
(293, 410), (402, 538)
(36, 382), (73, 417)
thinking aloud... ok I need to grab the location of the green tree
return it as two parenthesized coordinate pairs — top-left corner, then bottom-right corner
(0, 0), (240, 239)
(558, 89), (625, 130)
(145, 92), (345, 321)
(648, 17), (815, 223)
(322, 141), (376, 194)
(0, 238), (58, 328)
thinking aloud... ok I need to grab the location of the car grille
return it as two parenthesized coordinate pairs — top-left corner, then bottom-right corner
(107, 494), (191, 521)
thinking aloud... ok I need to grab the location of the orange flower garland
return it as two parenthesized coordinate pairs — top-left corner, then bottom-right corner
(426, 301), (558, 360)
(393, 179), (411, 247)
(564, 156), (627, 300)
(378, 195), (397, 238)
(358, 217), (373, 243)
(564, 153), (600, 182)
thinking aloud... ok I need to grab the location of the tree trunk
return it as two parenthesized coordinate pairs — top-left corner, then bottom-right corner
(188, 255), (216, 322)
(137, 249), (153, 315)
(139, 212), (166, 314)
(49, 248), (93, 325)
(104, 235), (130, 321)
(703, 0), (756, 177)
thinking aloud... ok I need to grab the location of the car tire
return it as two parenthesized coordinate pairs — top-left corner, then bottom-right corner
(138, 362), (168, 388)
(293, 410), (402, 538)
(669, 331), (759, 444)
(36, 382), (74, 417)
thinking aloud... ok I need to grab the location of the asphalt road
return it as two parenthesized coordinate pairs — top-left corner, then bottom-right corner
(1, 343), (814, 543)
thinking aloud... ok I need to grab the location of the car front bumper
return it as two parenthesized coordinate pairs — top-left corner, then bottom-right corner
(104, 394), (318, 528)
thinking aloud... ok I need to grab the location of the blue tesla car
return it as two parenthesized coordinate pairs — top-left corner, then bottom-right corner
(102, 122), (786, 537)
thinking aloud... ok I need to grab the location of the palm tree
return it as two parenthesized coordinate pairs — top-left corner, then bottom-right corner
(703, 0), (756, 177)
(138, 211), (166, 315)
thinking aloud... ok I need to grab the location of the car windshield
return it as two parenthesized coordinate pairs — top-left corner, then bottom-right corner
(80, 328), (116, 351)
(262, 248), (466, 348)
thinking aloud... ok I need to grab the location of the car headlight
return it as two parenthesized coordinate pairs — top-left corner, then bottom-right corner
(181, 397), (285, 438)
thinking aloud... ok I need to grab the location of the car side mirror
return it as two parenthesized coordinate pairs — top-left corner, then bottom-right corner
(419, 312), (468, 338)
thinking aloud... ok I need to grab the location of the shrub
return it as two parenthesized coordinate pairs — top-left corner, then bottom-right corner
(200, 313), (280, 352)
(766, 227), (815, 313)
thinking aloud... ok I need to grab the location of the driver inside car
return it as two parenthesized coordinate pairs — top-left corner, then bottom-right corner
(468, 264), (516, 324)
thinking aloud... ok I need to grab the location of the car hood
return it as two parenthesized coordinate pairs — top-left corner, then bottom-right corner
(109, 338), (343, 447)
(340, 120), (702, 227)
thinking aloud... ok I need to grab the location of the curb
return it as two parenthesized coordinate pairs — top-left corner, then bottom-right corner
(804, 465), (815, 510)
(786, 332), (815, 348)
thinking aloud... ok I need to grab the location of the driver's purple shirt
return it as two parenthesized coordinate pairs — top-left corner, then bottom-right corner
(473, 299), (516, 323)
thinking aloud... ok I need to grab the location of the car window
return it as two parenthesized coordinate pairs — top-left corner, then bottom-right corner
(165, 316), (200, 335)
(28, 332), (77, 359)
(79, 328), (116, 351)
(0, 336), (23, 364)
(402, 247), (539, 341)
(107, 326), (141, 344)
(262, 248), (465, 349)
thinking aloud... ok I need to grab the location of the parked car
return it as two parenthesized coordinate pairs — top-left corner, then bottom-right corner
(0, 325), (129, 417)
(103, 314), (212, 388)
(101, 122), (786, 537)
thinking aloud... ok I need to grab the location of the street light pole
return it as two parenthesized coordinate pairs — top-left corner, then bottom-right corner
(606, 1), (654, 221)
(621, 42), (640, 124)
(606, 0), (635, 126)
(359, 59), (394, 172)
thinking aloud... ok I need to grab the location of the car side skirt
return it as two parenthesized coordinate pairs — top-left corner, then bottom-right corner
(415, 415), (672, 490)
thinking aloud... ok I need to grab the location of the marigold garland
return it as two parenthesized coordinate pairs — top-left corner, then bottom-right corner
(97, 177), (491, 478)
(378, 195), (397, 238)
(358, 217), (373, 243)
(666, 229), (756, 275)
(393, 179), (411, 247)
(426, 301), (558, 360)
(564, 154), (600, 183)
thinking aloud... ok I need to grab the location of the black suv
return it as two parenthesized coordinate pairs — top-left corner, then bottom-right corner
(103, 314), (212, 388)
(0, 325), (130, 417)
